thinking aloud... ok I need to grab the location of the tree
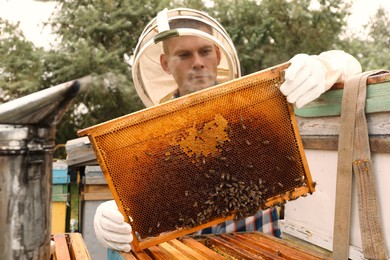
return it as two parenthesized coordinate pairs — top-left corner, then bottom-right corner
(339, 6), (390, 71)
(0, 18), (45, 102)
(48, 0), (212, 146)
(209, 0), (352, 75)
(46, 0), (173, 145)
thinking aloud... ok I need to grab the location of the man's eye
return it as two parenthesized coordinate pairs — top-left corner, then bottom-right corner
(200, 49), (212, 56)
(179, 53), (190, 59)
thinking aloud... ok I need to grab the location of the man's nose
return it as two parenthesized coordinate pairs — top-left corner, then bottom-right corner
(192, 54), (204, 69)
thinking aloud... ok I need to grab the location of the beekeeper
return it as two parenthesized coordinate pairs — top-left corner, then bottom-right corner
(93, 8), (362, 252)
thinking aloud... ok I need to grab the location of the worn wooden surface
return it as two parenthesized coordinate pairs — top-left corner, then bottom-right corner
(82, 184), (113, 200)
(297, 112), (390, 152)
(52, 233), (91, 260)
(295, 73), (390, 152)
(111, 232), (331, 260)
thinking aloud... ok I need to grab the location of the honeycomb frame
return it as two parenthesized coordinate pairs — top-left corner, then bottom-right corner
(78, 62), (315, 251)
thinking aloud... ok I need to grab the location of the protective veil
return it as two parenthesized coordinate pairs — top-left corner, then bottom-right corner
(131, 8), (241, 107)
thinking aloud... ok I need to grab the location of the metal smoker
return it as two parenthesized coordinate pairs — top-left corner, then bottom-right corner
(0, 78), (88, 259)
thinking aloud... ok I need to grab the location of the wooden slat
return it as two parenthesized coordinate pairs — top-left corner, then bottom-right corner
(331, 72), (390, 89)
(297, 113), (390, 136)
(157, 242), (193, 260)
(237, 233), (329, 260)
(207, 235), (264, 260)
(301, 135), (390, 153)
(145, 245), (171, 260)
(81, 192), (113, 201)
(52, 234), (71, 260)
(167, 239), (210, 260)
(295, 77), (390, 118)
(84, 176), (108, 185)
(117, 252), (138, 260)
(179, 237), (225, 260)
(68, 233), (91, 260)
(83, 184), (110, 193)
(131, 249), (153, 260)
(218, 234), (284, 260)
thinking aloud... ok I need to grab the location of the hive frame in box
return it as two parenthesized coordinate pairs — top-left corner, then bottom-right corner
(78, 62), (315, 251)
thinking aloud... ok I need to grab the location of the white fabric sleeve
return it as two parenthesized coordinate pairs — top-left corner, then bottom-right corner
(313, 50), (362, 90)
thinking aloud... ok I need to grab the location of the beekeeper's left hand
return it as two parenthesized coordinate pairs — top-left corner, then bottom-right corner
(280, 50), (362, 108)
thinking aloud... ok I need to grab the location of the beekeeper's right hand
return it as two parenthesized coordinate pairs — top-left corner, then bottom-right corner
(94, 200), (133, 252)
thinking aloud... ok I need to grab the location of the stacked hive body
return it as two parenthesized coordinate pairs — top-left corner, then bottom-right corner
(52, 160), (70, 234)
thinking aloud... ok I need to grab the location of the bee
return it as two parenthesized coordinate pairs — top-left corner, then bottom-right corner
(148, 227), (153, 234)
(245, 139), (251, 145)
(157, 221), (161, 228)
(262, 140), (270, 145)
(277, 182), (284, 188)
(145, 151), (153, 156)
(184, 190), (189, 196)
(294, 176), (303, 182)
(135, 155), (139, 161)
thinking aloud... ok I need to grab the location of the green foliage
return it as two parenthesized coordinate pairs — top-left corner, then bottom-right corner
(45, 0), (175, 145)
(209, 0), (351, 75)
(338, 7), (390, 71)
(0, 18), (45, 102)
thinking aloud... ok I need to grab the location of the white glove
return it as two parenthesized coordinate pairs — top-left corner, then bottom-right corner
(280, 50), (362, 108)
(94, 200), (133, 252)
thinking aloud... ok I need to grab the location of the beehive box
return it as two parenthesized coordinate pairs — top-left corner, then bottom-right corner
(80, 166), (113, 260)
(52, 160), (70, 233)
(82, 166), (113, 201)
(281, 72), (390, 259)
(78, 63), (315, 250)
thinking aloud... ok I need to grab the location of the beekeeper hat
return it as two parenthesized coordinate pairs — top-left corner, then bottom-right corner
(131, 8), (241, 107)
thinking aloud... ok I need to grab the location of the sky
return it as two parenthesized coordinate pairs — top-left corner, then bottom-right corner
(0, 0), (389, 49)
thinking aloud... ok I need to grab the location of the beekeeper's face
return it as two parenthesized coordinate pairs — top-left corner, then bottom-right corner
(160, 35), (221, 96)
